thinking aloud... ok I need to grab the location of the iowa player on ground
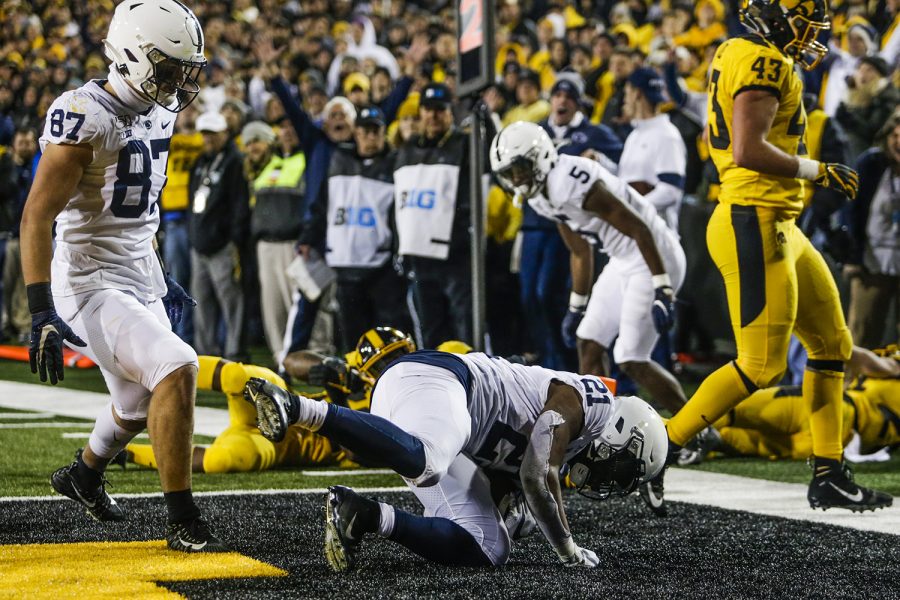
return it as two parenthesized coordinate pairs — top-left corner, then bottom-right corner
(659, 0), (891, 512)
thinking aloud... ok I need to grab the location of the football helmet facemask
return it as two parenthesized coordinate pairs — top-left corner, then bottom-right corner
(740, 0), (830, 71)
(355, 327), (416, 386)
(490, 121), (558, 202)
(567, 395), (667, 500)
(103, 0), (206, 112)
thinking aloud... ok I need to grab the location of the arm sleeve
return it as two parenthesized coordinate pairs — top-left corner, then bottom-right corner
(379, 76), (413, 123)
(270, 76), (323, 156)
(663, 61), (687, 108)
(299, 171), (328, 248)
(228, 157), (251, 246)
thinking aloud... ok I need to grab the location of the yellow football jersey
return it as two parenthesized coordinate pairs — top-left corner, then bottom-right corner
(160, 131), (203, 211)
(707, 35), (811, 217)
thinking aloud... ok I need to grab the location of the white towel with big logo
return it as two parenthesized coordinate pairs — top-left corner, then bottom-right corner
(394, 163), (460, 260)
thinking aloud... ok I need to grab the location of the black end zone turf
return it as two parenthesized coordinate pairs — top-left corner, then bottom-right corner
(2, 492), (897, 598)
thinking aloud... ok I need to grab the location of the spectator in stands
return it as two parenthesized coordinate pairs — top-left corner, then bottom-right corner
(596, 47), (637, 140)
(0, 127), (36, 342)
(161, 105), (203, 344)
(301, 106), (411, 352)
(819, 19), (879, 116)
(843, 110), (900, 348)
(244, 120), (305, 364)
(834, 56), (899, 160)
(189, 112), (250, 362)
(619, 67), (687, 230)
(502, 69), (550, 125)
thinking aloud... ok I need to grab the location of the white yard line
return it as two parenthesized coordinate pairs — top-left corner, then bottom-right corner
(0, 381), (229, 436)
(60, 432), (149, 439)
(299, 469), (394, 477)
(0, 412), (56, 419)
(0, 422), (95, 429)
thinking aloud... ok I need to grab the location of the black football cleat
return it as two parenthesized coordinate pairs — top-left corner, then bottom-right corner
(166, 518), (229, 553)
(808, 462), (893, 513)
(639, 469), (667, 517)
(51, 449), (125, 522)
(324, 485), (379, 572)
(244, 377), (292, 442)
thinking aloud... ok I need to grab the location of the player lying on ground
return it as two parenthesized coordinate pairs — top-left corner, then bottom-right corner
(245, 349), (667, 570)
(680, 346), (900, 463)
(126, 327), (415, 473)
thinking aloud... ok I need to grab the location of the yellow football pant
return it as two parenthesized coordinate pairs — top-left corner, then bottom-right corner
(668, 205), (852, 459)
(128, 357), (348, 473)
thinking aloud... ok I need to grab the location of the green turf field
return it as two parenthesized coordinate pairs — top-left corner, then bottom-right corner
(0, 354), (897, 498)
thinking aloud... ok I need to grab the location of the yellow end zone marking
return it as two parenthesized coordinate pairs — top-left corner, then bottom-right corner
(0, 540), (287, 598)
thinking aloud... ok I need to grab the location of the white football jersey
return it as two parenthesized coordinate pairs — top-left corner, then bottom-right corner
(458, 352), (616, 475)
(529, 154), (676, 260)
(40, 81), (174, 301)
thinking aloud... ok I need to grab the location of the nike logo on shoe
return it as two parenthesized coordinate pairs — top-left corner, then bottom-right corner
(177, 537), (208, 551)
(826, 482), (864, 503)
(70, 481), (97, 508)
(345, 513), (359, 542)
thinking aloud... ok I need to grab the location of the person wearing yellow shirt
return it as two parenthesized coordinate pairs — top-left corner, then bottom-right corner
(653, 0), (891, 514)
(161, 107), (203, 343)
(501, 69), (550, 126)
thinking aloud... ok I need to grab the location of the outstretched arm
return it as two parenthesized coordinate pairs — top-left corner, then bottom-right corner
(520, 382), (598, 567)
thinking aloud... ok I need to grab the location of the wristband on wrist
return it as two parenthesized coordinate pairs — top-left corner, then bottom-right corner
(569, 292), (589, 309)
(555, 536), (576, 561)
(26, 282), (54, 314)
(651, 274), (672, 289)
(795, 157), (820, 181)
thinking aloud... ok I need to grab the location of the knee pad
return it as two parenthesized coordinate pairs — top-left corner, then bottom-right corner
(147, 336), (198, 391)
(733, 358), (785, 390)
(219, 361), (250, 396)
(807, 326), (853, 365)
(204, 430), (269, 473)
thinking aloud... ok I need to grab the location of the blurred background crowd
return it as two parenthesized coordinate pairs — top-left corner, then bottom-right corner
(0, 0), (897, 385)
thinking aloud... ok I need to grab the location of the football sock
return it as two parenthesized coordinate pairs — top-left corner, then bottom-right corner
(804, 361), (844, 461)
(389, 510), (493, 566)
(377, 502), (396, 537)
(318, 404), (426, 479)
(126, 443), (158, 469)
(813, 456), (842, 478)
(164, 489), (201, 524)
(73, 450), (103, 489)
(88, 402), (142, 459)
(667, 361), (753, 447)
(288, 392), (327, 431)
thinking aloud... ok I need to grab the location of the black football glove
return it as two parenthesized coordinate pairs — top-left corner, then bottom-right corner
(29, 309), (86, 385)
(162, 272), (196, 326)
(308, 357), (348, 388)
(815, 163), (859, 200)
(651, 286), (676, 334)
(561, 307), (585, 349)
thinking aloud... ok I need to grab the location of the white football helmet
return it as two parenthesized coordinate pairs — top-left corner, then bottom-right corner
(103, 0), (206, 112)
(489, 121), (558, 201)
(568, 395), (667, 500)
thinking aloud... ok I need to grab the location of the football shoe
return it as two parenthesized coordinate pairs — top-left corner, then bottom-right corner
(638, 469), (667, 517)
(166, 517), (229, 553)
(51, 449), (125, 522)
(244, 377), (293, 442)
(677, 426), (723, 466)
(808, 461), (893, 512)
(324, 485), (379, 572)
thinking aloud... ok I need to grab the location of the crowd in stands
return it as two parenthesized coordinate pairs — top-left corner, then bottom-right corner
(0, 0), (898, 379)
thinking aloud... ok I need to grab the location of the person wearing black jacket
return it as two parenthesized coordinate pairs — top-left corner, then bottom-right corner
(300, 106), (411, 352)
(188, 112), (250, 361)
(393, 83), (495, 348)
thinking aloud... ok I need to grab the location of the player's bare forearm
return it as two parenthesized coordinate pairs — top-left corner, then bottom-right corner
(557, 223), (593, 295)
(583, 183), (666, 275)
(21, 143), (92, 285)
(732, 90), (799, 178)
(282, 350), (328, 381)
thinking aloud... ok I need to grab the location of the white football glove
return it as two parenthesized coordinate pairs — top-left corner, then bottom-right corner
(559, 544), (599, 568)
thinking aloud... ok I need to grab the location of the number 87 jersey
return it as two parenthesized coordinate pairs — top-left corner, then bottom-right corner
(706, 35), (809, 218)
(40, 83), (173, 301)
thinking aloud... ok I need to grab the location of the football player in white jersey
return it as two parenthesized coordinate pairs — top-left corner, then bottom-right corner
(491, 121), (688, 424)
(244, 349), (667, 570)
(20, 0), (225, 552)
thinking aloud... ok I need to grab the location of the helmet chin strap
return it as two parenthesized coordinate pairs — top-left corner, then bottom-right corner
(107, 67), (154, 113)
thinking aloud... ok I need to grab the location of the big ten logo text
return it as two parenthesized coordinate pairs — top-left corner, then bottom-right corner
(334, 206), (376, 228)
(400, 189), (437, 210)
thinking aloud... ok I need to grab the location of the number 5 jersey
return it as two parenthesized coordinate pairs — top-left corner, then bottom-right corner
(40, 81), (172, 301)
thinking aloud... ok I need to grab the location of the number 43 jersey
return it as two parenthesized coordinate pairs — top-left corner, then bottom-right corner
(706, 35), (809, 218)
(457, 352), (617, 475)
(40, 81), (172, 301)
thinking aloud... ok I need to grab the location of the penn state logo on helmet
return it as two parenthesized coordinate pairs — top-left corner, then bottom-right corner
(740, 0), (830, 70)
(355, 327), (416, 385)
(103, 0), (207, 112)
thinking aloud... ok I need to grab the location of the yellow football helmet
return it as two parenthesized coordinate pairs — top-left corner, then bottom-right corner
(436, 340), (474, 355)
(355, 327), (416, 385)
(741, 0), (831, 70)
